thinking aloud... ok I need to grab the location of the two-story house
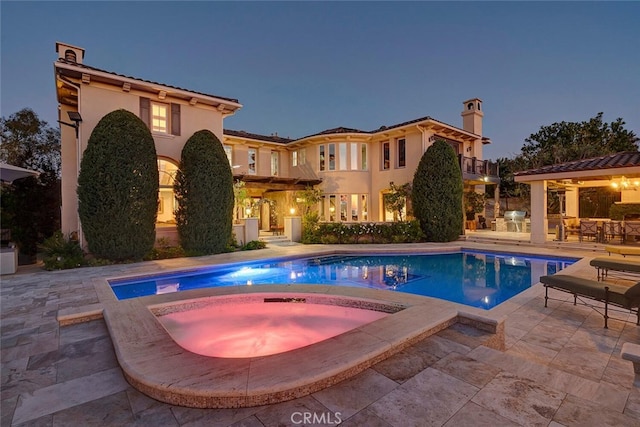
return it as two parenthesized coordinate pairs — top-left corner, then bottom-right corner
(54, 42), (498, 243)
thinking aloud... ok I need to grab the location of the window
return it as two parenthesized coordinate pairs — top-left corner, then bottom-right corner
(320, 195), (326, 221)
(382, 142), (390, 170)
(271, 151), (279, 176)
(319, 145), (325, 171)
(350, 143), (358, 170)
(292, 151), (298, 167)
(328, 143), (336, 170)
(361, 194), (368, 221)
(397, 138), (406, 168)
(299, 148), (306, 165)
(339, 143), (347, 170)
(361, 144), (367, 170)
(351, 194), (358, 221)
(248, 148), (257, 175)
(224, 145), (233, 167)
(329, 195), (336, 221)
(157, 159), (178, 224)
(151, 102), (168, 133)
(340, 195), (348, 221)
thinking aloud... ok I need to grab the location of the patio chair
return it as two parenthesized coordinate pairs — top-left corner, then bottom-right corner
(540, 274), (640, 328)
(625, 221), (640, 243)
(604, 220), (624, 244)
(579, 220), (598, 242)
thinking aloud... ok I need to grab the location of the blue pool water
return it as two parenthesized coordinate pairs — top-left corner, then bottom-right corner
(109, 251), (577, 309)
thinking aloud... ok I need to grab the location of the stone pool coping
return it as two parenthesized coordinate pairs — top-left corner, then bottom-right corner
(100, 284), (505, 408)
(68, 244), (587, 408)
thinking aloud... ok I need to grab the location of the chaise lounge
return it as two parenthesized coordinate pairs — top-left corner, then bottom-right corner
(590, 257), (640, 280)
(540, 274), (640, 328)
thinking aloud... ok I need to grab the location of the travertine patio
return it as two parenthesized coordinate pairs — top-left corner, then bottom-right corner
(2, 242), (639, 426)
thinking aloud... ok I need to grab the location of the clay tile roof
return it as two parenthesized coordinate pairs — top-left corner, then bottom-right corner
(57, 58), (239, 104)
(224, 129), (294, 144)
(514, 152), (640, 176)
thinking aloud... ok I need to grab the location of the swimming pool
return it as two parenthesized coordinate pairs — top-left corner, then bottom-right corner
(109, 251), (576, 309)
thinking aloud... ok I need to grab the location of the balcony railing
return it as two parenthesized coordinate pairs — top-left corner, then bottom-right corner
(459, 155), (500, 183)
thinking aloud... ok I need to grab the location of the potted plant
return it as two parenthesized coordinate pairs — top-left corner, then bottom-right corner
(464, 191), (486, 230)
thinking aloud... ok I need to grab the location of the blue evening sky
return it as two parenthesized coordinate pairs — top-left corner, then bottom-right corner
(1, 1), (638, 160)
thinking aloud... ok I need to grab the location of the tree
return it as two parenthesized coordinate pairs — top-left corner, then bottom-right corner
(385, 182), (412, 221)
(0, 108), (61, 261)
(0, 108), (61, 176)
(412, 140), (463, 242)
(519, 113), (638, 168)
(295, 186), (323, 243)
(77, 109), (158, 261)
(174, 130), (233, 255)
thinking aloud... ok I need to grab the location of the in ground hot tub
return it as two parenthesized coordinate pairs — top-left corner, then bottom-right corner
(152, 293), (402, 358)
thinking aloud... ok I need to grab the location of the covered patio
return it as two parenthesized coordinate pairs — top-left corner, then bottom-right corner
(513, 152), (640, 244)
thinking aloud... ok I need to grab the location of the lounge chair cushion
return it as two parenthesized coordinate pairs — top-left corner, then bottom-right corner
(605, 246), (640, 257)
(540, 274), (640, 309)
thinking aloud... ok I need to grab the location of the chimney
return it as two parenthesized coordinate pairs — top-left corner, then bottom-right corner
(461, 98), (483, 136)
(55, 42), (85, 65)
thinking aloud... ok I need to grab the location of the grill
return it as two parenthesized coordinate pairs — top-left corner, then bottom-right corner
(504, 211), (526, 232)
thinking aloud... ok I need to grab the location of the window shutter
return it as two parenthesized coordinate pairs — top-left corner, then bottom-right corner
(171, 103), (181, 136)
(140, 97), (150, 129)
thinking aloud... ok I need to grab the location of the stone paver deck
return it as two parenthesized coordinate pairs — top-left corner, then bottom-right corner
(2, 242), (639, 426)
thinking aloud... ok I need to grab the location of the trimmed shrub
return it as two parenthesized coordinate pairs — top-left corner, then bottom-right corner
(77, 109), (158, 261)
(40, 231), (85, 270)
(609, 203), (640, 220)
(412, 140), (463, 242)
(174, 130), (233, 255)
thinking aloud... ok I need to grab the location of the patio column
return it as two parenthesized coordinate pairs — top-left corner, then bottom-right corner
(565, 188), (579, 218)
(494, 184), (500, 219)
(530, 180), (548, 244)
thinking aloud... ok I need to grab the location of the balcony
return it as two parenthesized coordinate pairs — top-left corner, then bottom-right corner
(459, 155), (500, 185)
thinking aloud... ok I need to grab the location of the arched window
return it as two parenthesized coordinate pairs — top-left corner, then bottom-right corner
(65, 49), (77, 62)
(157, 158), (178, 225)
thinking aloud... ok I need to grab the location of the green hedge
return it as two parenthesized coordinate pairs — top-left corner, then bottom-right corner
(609, 203), (640, 220)
(412, 140), (463, 242)
(77, 109), (158, 261)
(304, 221), (425, 244)
(174, 130), (233, 255)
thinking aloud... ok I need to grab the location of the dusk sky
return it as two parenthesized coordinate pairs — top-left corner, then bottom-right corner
(2, 1), (638, 160)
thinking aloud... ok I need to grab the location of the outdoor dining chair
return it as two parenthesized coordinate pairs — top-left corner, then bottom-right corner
(604, 220), (624, 244)
(625, 221), (640, 243)
(579, 220), (598, 242)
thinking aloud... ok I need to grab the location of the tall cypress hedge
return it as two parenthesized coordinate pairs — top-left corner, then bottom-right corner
(174, 129), (233, 254)
(412, 140), (463, 242)
(77, 109), (159, 260)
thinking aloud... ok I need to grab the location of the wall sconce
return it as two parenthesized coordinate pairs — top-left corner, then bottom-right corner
(466, 146), (472, 152)
(245, 207), (252, 216)
(58, 111), (83, 138)
(611, 176), (640, 190)
(289, 207), (296, 215)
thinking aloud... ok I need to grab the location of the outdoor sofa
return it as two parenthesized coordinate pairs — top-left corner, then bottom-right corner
(540, 274), (640, 328)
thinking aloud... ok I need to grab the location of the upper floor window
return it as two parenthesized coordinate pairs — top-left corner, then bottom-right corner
(292, 151), (298, 167)
(151, 102), (169, 133)
(299, 148), (306, 165)
(328, 143), (336, 171)
(361, 144), (367, 170)
(319, 145), (326, 171)
(382, 142), (390, 170)
(224, 145), (233, 167)
(271, 151), (279, 176)
(350, 143), (358, 170)
(140, 97), (180, 136)
(248, 148), (257, 175)
(339, 143), (347, 170)
(397, 138), (406, 168)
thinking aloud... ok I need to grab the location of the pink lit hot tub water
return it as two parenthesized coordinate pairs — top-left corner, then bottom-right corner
(155, 295), (393, 358)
